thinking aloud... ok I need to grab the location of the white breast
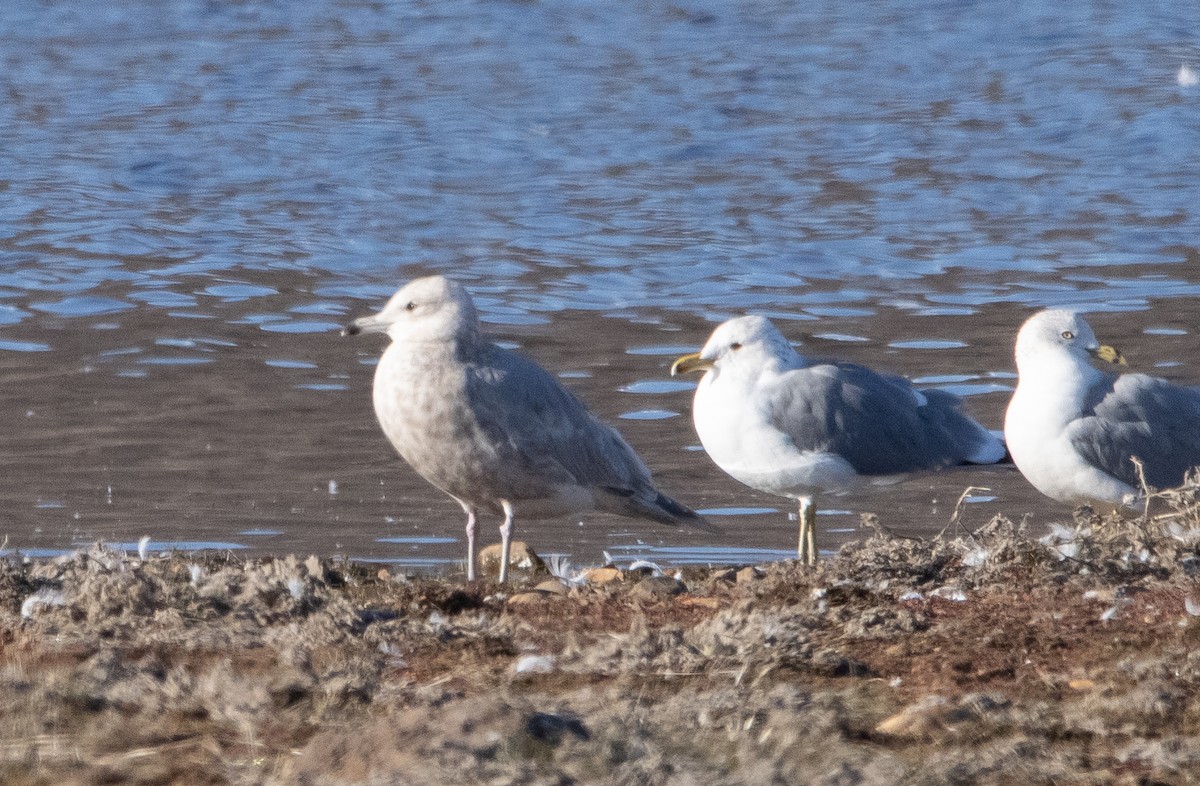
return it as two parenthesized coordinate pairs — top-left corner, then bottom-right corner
(692, 369), (858, 499)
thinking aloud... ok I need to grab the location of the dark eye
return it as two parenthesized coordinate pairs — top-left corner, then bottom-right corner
(1061, 330), (1074, 340)
(405, 301), (416, 311)
(730, 342), (743, 351)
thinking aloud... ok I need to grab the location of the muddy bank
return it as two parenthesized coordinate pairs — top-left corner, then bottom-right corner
(3, 502), (1200, 784)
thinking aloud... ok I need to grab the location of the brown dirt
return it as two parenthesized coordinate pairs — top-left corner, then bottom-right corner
(4, 502), (1200, 784)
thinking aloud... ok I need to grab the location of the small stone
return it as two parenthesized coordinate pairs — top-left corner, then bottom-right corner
(534, 579), (569, 595)
(875, 695), (951, 738)
(876, 693), (1008, 738)
(582, 567), (622, 585)
(479, 542), (545, 577)
(1068, 678), (1095, 691)
(512, 654), (556, 674)
(507, 591), (552, 606)
(630, 575), (686, 599)
(736, 566), (764, 584)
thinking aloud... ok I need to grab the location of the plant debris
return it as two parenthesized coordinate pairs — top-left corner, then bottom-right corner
(6, 487), (1200, 784)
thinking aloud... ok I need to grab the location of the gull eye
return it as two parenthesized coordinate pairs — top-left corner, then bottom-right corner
(1061, 330), (1074, 340)
(730, 342), (743, 351)
(405, 301), (417, 311)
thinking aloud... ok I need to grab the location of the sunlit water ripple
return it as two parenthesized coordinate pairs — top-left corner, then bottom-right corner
(0, 0), (1197, 570)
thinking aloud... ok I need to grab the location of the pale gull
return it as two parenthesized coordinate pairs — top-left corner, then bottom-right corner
(345, 275), (709, 583)
(1005, 309), (1200, 506)
(671, 315), (1005, 564)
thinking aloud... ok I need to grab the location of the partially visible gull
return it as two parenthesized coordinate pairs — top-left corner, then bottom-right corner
(671, 315), (1005, 564)
(345, 275), (709, 583)
(1005, 309), (1200, 506)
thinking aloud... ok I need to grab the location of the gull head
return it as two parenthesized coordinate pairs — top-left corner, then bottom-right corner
(1014, 309), (1126, 373)
(344, 275), (480, 344)
(671, 315), (798, 378)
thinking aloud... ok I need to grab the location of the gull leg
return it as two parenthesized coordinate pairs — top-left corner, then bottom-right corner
(498, 500), (515, 584)
(797, 498), (807, 564)
(464, 507), (478, 582)
(805, 500), (817, 566)
(797, 497), (817, 566)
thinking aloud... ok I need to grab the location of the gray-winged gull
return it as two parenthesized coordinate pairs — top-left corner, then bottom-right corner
(1005, 309), (1200, 506)
(671, 315), (1005, 564)
(345, 275), (709, 583)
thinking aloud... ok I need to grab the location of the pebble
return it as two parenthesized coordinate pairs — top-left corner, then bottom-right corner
(534, 579), (569, 595)
(630, 575), (686, 599)
(507, 591), (554, 606)
(582, 567), (622, 585)
(736, 566), (764, 584)
(479, 542), (545, 576)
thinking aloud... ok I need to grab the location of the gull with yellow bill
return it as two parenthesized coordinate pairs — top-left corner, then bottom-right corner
(672, 315), (1005, 564)
(1005, 309), (1200, 506)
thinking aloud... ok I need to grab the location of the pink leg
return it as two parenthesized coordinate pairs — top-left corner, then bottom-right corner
(464, 508), (478, 581)
(498, 501), (515, 584)
(797, 497), (817, 566)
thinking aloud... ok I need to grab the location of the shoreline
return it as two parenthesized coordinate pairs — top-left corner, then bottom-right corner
(2, 506), (1199, 785)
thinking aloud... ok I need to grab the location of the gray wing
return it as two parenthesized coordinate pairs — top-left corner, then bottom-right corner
(768, 361), (998, 476)
(1067, 372), (1200, 489)
(464, 345), (705, 526)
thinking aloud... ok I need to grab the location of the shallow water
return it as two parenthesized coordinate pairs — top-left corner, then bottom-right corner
(1, 1), (1198, 571)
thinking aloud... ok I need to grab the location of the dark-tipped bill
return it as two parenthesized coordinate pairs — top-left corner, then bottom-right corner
(670, 352), (713, 376)
(342, 314), (384, 337)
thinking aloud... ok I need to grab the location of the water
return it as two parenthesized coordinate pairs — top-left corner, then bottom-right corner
(1, 1), (1198, 570)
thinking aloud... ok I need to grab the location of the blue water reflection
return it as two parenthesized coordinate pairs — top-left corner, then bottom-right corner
(0, 0), (1197, 565)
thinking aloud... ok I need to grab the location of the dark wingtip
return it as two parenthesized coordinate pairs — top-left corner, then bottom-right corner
(656, 493), (721, 534)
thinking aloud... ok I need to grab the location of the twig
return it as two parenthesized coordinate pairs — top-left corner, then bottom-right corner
(937, 486), (991, 542)
(1130, 455), (1152, 521)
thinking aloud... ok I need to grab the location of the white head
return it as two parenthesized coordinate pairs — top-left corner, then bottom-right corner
(1013, 309), (1125, 373)
(345, 275), (480, 344)
(671, 315), (799, 378)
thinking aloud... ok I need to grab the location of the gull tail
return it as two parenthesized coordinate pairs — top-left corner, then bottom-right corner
(964, 429), (1010, 465)
(921, 390), (1009, 466)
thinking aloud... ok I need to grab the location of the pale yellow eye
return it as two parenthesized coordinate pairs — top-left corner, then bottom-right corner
(1061, 330), (1074, 340)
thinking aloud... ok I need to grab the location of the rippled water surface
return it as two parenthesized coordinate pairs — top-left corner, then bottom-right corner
(2, 1), (1199, 570)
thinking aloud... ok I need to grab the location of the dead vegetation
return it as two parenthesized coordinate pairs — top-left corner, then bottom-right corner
(4, 483), (1200, 783)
